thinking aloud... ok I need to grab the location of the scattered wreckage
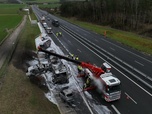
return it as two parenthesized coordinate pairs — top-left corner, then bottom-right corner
(26, 33), (74, 107)
(26, 31), (121, 103)
(59, 86), (74, 106)
(27, 45), (70, 86)
(38, 47), (121, 102)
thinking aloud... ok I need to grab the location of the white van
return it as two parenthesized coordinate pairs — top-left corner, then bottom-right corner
(42, 22), (48, 28)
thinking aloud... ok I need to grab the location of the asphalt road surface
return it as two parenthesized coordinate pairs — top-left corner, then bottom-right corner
(32, 5), (152, 114)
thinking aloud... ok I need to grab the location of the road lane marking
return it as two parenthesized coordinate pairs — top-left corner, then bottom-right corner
(52, 32), (71, 54)
(110, 47), (115, 51)
(60, 26), (152, 97)
(135, 60), (144, 66)
(99, 38), (152, 64)
(77, 49), (81, 53)
(125, 92), (137, 104)
(111, 104), (121, 114)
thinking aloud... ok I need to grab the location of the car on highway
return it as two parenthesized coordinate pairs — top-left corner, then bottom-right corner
(59, 87), (74, 104)
(42, 22), (48, 28)
(47, 17), (50, 21)
(46, 27), (52, 34)
(52, 19), (59, 27)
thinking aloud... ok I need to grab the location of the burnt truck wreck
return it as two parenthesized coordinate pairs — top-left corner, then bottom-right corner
(26, 34), (70, 87)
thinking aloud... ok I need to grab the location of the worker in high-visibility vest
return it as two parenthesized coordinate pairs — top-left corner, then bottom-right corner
(77, 65), (83, 72)
(70, 53), (74, 59)
(75, 55), (79, 60)
(56, 32), (59, 37)
(86, 77), (90, 85)
(59, 32), (62, 36)
(83, 77), (91, 89)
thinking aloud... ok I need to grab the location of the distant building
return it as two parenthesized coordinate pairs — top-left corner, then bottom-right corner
(23, 8), (29, 12)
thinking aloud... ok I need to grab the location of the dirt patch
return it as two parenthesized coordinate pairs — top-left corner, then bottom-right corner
(12, 50), (37, 72)
(12, 48), (49, 91)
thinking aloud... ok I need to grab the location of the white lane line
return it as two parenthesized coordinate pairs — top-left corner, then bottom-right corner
(110, 47), (115, 51)
(53, 32), (94, 114)
(52, 32), (71, 54)
(111, 104), (121, 114)
(77, 49), (81, 53)
(135, 60), (144, 66)
(99, 38), (152, 64)
(60, 26), (152, 97)
(125, 92), (137, 104)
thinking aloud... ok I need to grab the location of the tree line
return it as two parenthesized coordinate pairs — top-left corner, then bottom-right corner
(60, 0), (152, 35)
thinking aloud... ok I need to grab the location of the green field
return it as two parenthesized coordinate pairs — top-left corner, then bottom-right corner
(23, 0), (59, 3)
(0, 4), (25, 43)
(0, 15), (22, 42)
(0, 4), (25, 14)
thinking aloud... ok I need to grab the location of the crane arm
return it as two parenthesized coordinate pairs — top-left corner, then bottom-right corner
(38, 47), (104, 78)
(80, 62), (104, 78)
(38, 47), (81, 64)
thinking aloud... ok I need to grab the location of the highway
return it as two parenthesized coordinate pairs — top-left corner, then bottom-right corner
(32, 5), (152, 114)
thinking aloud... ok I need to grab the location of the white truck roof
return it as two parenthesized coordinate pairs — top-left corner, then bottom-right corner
(85, 69), (120, 86)
(47, 27), (52, 29)
(101, 74), (120, 86)
(41, 16), (45, 21)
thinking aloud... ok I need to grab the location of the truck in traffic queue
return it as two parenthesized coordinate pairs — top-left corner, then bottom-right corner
(46, 27), (52, 34)
(42, 22), (48, 28)
(41, 16), (45, 22)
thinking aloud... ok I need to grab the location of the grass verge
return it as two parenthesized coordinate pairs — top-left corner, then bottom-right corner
(29, 8), (38, 20)
(23, 0), (59, 3)
(0, 19), (60, 114)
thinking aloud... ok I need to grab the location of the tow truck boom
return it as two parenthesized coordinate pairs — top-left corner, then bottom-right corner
(38, 47), (104, 78)
(38, 47), (121, 102)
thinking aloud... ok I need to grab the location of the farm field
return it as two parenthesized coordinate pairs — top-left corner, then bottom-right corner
(23, 0), (59, 3)
(0, 4), (25, 43)
(0, 4), (25, 14)
(0, 15), (22, 42)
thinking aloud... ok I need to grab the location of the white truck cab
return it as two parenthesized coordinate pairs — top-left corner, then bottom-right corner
(42, 22), (48, 28)
(46, 27), (52, 34)
(101, 73), (121, 102)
